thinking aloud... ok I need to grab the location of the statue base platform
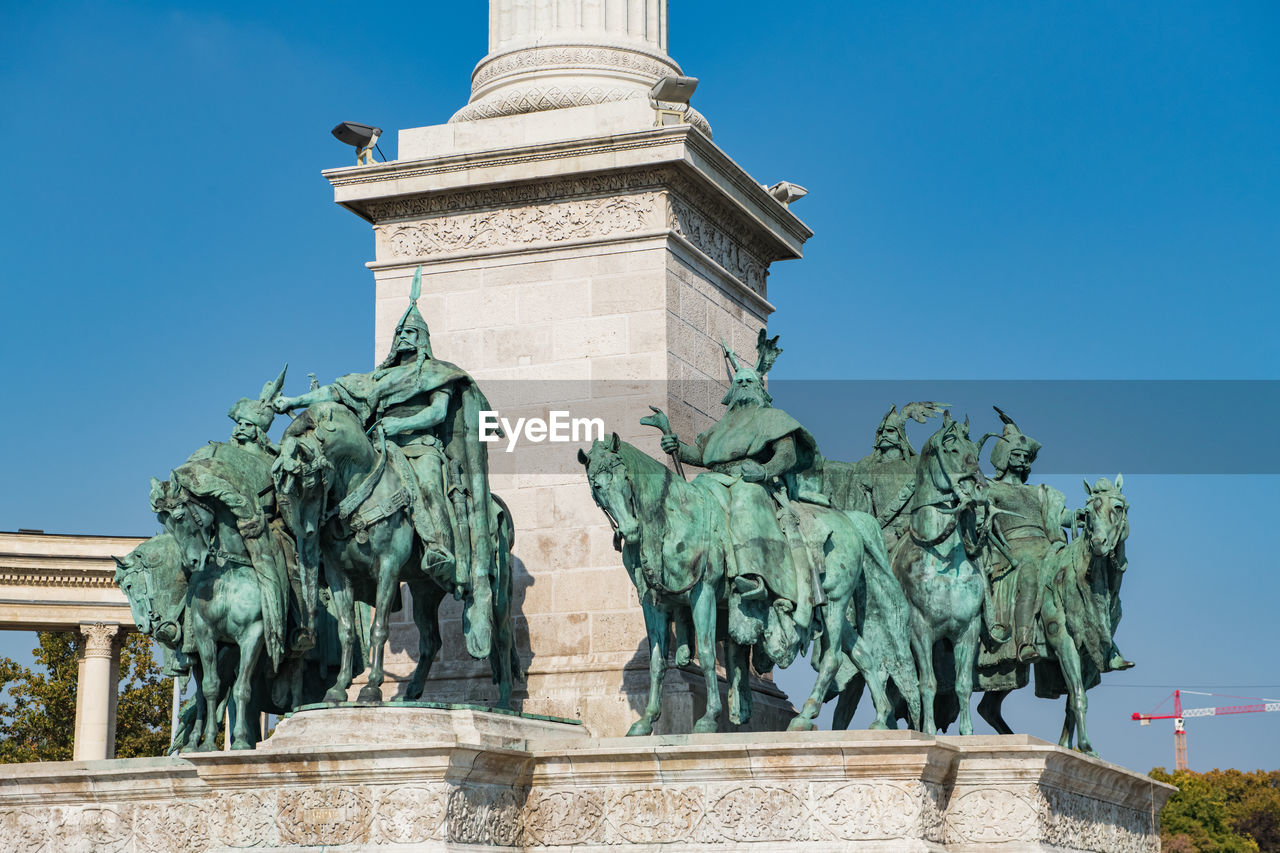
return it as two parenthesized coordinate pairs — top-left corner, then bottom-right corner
(0, 723), (1172, 851)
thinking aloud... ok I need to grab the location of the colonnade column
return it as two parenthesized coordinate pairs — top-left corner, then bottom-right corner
(72, 622), (122, 760)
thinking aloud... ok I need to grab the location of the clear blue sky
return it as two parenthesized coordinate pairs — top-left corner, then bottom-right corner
(1, 2), (1277, 771)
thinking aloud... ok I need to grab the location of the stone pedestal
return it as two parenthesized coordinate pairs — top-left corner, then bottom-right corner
(324, 0), (811, 737)
(0, 727), (1174, 851)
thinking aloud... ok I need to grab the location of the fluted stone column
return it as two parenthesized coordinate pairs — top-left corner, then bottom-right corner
(73, 622), (122, 760)
(454, 0), (708, 134)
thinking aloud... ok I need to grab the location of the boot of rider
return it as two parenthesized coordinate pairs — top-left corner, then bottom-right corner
(1013, 593), (1040, 664)
(1107, 641), (1135, 671)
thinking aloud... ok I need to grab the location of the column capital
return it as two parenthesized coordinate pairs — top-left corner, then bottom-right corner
(79, 622), (122, 658)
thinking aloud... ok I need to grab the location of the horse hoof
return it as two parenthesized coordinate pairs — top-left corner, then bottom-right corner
(786, 716), (816, 732)
(323, 688), (348, 705)
(693, 717), (719, 734)
(869, 721), (890, 731)
(231, 739), (252, 751)
(357, 686), (383, 704)
(626, 720), (654, 737)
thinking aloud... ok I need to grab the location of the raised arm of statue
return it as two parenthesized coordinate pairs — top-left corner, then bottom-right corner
(273, 386), (339, 413)
(384, 387), (453, 437)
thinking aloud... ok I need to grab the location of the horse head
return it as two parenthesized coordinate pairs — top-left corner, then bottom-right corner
(115, 533), (184, 645)
(149, 476), (215, 572)
(274, 408), (334, 577)
(918, 412), (987, 507)
(578, 433), (640, 545)
(1083, 474), (1129, 559)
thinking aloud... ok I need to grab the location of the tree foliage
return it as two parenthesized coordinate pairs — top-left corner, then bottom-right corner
(0, 631), (171, 762)
(1153, 767), (1280, 852)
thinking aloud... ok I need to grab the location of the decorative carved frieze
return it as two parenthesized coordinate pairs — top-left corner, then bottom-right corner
(366, 167), (776, 300)
(0, 773), (1165, 852)
(1041, 786), (1160, 853)
(667, 194), (768, 295)
(377, 193), (660, 260)
(276, 786), (373, 847)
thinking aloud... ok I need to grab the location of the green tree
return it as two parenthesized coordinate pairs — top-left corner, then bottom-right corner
(0, 631), (172, 762)
(1153, 767), (1280, 853)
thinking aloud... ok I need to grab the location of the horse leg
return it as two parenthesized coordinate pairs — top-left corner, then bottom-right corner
(953, 618), (981, 735)
(324, 561), (357, 704)
(358, 552), (401, 703)
(627, 599), (670, 736)
(978, 691), (1014, 735)
(691, 581), (722, 734)
(849, 638), (900, 730)
(789, 589), (849, 731)
(909, 615), (937, 734)
(1059, 696), (1076, 749)
(194, 633), (222, 751)
(404, 580), (444, 702)
(833, 672), (864, 730)
(230, 623), (264, 750)
(1053, 639), (1096, 757)
(491, 555), (517, 710)
(726, 640), (752, 727)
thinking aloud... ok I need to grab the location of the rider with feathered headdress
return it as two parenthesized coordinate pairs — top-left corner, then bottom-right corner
(273, 267), (503, 661)
(657, 330), (828, 667)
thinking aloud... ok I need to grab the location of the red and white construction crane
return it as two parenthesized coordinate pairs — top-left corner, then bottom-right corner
(1132, 689), (1280, 771)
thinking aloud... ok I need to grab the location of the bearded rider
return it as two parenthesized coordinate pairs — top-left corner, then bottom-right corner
(979, 407), (1070, 679)
(272, 267), (502, 659)
(658, 330), (826, 666)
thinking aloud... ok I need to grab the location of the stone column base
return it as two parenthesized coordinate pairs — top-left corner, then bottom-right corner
(0, 721), (1172, 851)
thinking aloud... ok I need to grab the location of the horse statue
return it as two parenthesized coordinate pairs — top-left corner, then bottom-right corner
(891, 413), (997, 735)
(273, 401), (520, 707)
(114, 533), (206, 752)
(148, 439), (304, 751)
(1031, 475), (1131, 756)
(580, 433), (916, 734)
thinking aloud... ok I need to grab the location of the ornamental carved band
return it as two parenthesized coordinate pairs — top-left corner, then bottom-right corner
(79, 622), (120, 658)
(376, 193), (660, 259)
(469, 46), (682, 92)
(0, 781), (1160, 851)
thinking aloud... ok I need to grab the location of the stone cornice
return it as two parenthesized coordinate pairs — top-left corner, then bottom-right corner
(0, 565), (119, 589)
(324, 124), (810, 262)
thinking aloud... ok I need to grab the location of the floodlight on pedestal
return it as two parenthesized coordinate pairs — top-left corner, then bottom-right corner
(649, 76), (699, 128)
(766, 181), (809, 208)
(332, 121), (383, 166)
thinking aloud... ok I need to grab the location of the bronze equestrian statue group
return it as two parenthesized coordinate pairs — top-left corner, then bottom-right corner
(117, 269), (520, 751)
(582, 330), (1134, 756)
(117, 268), (1132, 757)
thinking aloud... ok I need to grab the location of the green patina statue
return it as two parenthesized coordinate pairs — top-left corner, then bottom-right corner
(820, 402), (949, 553)
(582, 330), (919, 734)
(582, 332), (1136, 751)
(121, 269), (519, 751)
(271, 267), (520, 707)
